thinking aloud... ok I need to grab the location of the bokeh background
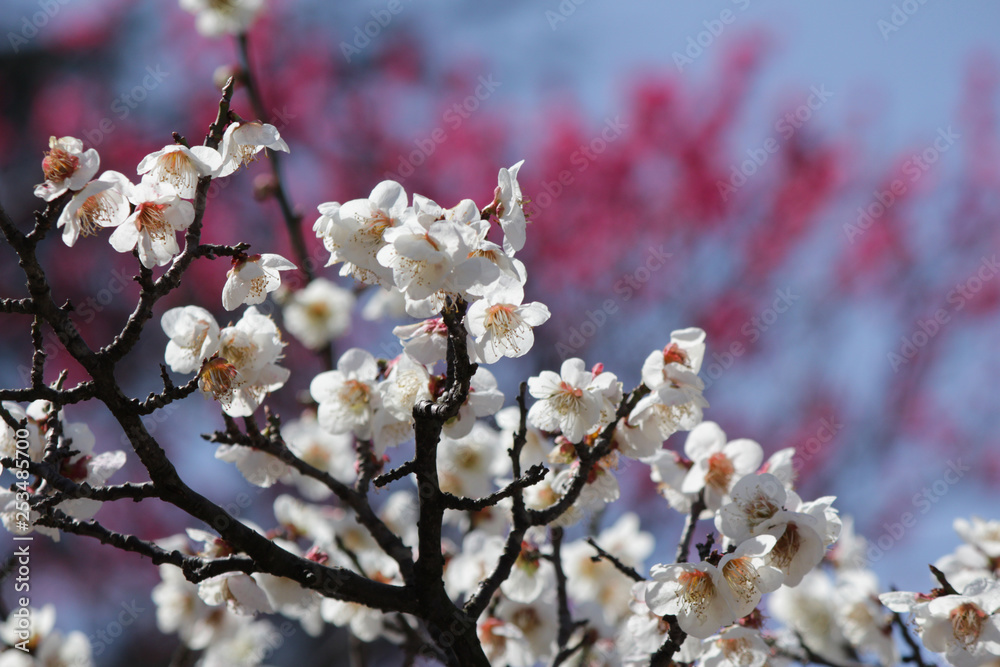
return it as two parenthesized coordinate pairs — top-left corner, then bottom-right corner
(2, 0), (1000, 664)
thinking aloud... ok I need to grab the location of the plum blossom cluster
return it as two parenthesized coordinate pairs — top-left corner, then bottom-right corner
(880, 517), (1000, 667)
(5, 37), (994, 666)
(39, 124), (288, 268)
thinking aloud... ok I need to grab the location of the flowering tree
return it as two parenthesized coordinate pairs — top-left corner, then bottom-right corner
(1, 3), (999, 667)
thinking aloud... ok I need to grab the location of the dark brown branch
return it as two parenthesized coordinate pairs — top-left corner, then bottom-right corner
(649, 616), (686, 667)
(441, 463), (547, 511)
(137, 373), (200, 415)
(463, 385), (531, 620)
(526, 384), (650, 527)
(586, 537), (645, 582)
(0, 297), (35, 314)
(373, 459), (417, 488)
(0, 382), (95, 405)
(893, 611), (935, 667)
(33, 508), (258, 583)
(235, 32), (313, 282)
(676, 488), (706, 564)
(551, 527), (574, 648)
(929, 565), (959, 596)
(204, 418), (415, 582)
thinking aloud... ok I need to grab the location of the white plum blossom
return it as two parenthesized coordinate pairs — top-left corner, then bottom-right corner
(376, 197), (489, 307)
(55, 170), (130, 247)
(444, 366), (505, 439)
(645, 560), (735, 639)
(314, 181), (407, 287)
(217, 121), (289, 177)
(715, 472), (788, 544)
(699, 626), (770, 667)
(222, 252), (297, 311)
(955, 516), (1000, 558)
(180, 0), (264, 37)
(680, 421), (763, 513)
(377, 353), (431, 423)
(281, 278), (355, 350)
(479, 617), (534, 667)
(108, 180), (195, 268)
(393, 317), (449, 365)
(137, 144), (223, 198)
(438, 422), (503, 499)
(835, 568), (898, 665)
(200, 307), (289, 417)
(281, 411), (357, 500)
(714, 535), (784, 618)
(34, 136), (99, 201)
(641, 328), (706, 390)
(494, 159), (527, 254)
(310, 348), (381, 439)
(161, 305), (221, 374)
(527, 358), (617, 442)
(198, 572), (273, 616)
(466, 275), (550, 364)
(883, 578), (1000, 667)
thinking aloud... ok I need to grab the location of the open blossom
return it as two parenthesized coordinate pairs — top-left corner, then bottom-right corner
(393, 317), (449, 365)
(680, 421), (763, 513)
(108, 180), (194, 268)
(310, 348), (381, 439)
(646, 536), (781, 639)
(200, 307), (289, 417)
(467, 275), (550, 364)
(314, 181), (407, 287)
(34, 136), (99, 201)
(281, 278), (355, 350)
(882, 578), (1000, 667)
(162, 305), (221, 374)
(376, 197), (494, 311)
(138, 144), (223, 198)
(217, 121), (289, 177)
(180, 0), (264, 36)
(645, 561), (734, 639)
(528, 358), (617, 442)
(222, 253), (296, 311)
(55, 170), (130, 247)
(641, 327), (706, 391)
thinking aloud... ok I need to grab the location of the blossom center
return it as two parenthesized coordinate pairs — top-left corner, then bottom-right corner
(722, 556), (762, 606)
(769, 522), (801, 570)
(135, 202), (171, 240)
(42, 147), (79, 182)
(199, 358), (242, 402)
(677, 569), (716, 620)
(77, 192), (118, 236)
(339, 379), (371, 412)
(950, 602), (987, 647)
(157, 151), (197, 191)
(663, 342), (689, 366)
(705, 452), (735, 491)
